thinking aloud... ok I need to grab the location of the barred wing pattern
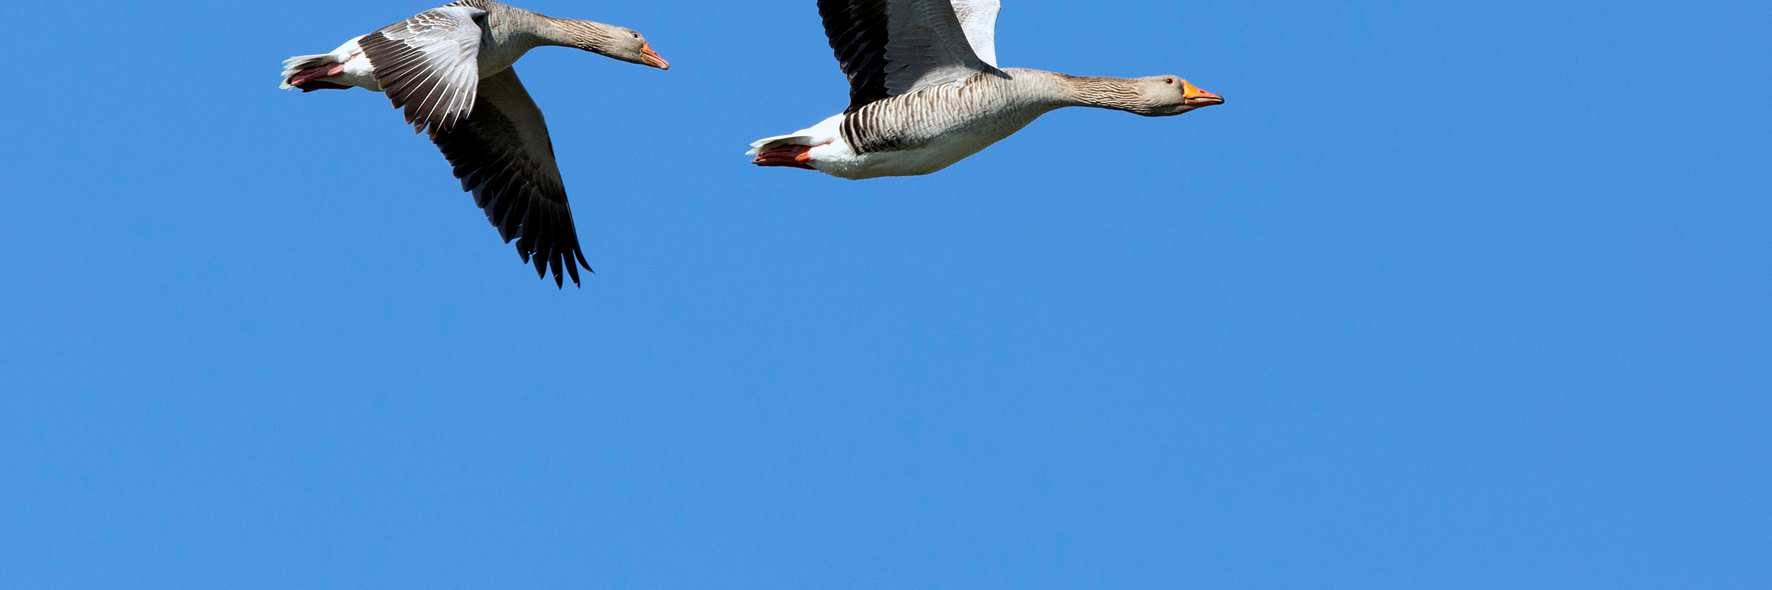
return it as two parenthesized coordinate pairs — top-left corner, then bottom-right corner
(361, 5), (487, 135)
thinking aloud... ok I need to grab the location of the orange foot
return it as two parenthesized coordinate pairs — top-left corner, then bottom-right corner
(289, 63), (347, 90)
(754, 145), (815, 170)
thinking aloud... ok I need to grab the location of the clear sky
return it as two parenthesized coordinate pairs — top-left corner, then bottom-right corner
(3, 0), (1767, 587)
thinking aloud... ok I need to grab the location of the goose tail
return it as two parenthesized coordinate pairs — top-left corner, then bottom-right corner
(746, 134), (817, 157)
(280, 53), (347, 91)
(746, 114), (847, 156)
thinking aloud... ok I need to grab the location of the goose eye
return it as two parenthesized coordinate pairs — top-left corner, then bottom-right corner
(1165, 78), (1176, 85)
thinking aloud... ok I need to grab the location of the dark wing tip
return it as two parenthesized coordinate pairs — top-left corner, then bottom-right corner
(427, 69), (590, 289)
(818, 0), (892, 111)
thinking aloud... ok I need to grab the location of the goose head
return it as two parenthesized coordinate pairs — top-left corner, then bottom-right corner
(1062, 74), (1222, 116)
(607, 28), (671, 71)
(554, 21), (671, 70)
(1130, 76), (1224, 116)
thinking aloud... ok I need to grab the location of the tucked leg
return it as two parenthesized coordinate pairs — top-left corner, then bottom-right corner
(753, 145), (815, 170)
(288, 63), (348, 91)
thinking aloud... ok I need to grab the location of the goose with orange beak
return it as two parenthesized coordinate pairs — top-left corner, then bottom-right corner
(750, 0), (1223, 180)
(279, 0), (669, 287)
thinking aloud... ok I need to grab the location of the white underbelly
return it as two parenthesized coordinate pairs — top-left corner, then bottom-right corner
(818, 113), (1042, 179)
(855, 137), (1000, 177)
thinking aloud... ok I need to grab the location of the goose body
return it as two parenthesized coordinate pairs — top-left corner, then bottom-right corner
(750, 0), (1223, 180)
(280, 1), (668, 286)
(770, 70), (1072, 179)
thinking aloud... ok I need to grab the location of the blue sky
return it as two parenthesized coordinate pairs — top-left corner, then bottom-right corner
(3, 0), (1768, 587)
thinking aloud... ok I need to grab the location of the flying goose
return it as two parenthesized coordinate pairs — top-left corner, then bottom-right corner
(281, 0), (669, 286)
(749, 0), (1223, 179)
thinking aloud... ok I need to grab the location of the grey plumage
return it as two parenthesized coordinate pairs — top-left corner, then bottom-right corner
(755, 0), (1222, 180)
(282, 1), (668, 286)
(840, 69), (1064, 155)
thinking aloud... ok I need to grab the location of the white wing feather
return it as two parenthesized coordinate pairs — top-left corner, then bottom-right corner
(364, 5), (487, 134)
(951, 0), (1001, 67)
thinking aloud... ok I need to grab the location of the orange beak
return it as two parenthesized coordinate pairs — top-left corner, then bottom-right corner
(640, 43), (670, 70)
(1182, 80), (1224, 107)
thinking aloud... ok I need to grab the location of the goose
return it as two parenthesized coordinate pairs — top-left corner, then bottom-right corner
(280, 0), (669, 287)
(749, 0), (1223, 180)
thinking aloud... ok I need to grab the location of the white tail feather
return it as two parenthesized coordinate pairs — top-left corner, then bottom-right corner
(747, 114), (846, 155)
(746, 134), (817, 156)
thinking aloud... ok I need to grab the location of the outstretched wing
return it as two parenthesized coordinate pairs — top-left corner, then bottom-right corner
(361, 5), (487, 135)
(952, 0), (1001, 67)
(817, 0), (1000, 112)
(429, 68), (593, 287)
